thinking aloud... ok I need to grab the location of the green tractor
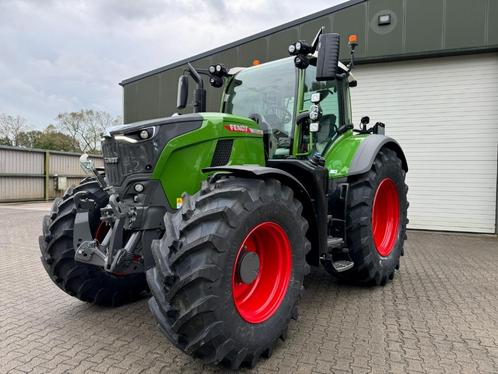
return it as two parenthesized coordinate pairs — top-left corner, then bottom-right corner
(39, 30), (408, 368)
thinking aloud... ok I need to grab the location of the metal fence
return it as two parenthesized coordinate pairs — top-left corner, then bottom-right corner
(0, 145), (103, 202)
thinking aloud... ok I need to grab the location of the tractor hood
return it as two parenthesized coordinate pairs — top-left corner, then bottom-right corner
(101, 114), (203, 187)
(103, 113), (203, 138)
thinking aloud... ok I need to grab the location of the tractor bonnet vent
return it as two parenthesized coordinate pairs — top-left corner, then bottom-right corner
(211, 139), (233, 167)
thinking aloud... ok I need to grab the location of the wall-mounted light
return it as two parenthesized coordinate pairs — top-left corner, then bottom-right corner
(378, 14), (391, 25)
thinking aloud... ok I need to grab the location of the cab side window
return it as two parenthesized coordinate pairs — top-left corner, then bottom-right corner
(303, 66), (340, 153)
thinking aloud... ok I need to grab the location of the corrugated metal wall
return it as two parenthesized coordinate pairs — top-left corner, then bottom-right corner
(0, 146), (102, 202)
(350, 53), (498, 233)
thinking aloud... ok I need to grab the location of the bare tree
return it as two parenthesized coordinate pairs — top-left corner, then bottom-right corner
(55, 110), (121, 153)
(0, 113), (28, 146)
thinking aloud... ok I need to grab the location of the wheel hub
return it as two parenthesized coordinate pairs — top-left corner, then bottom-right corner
(237, 250), (260, 284)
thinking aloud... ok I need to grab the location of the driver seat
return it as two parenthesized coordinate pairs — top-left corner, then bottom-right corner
(316, 114), (337, 153)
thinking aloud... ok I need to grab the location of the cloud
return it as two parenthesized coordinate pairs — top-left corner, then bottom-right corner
(0, 0), (346, 128)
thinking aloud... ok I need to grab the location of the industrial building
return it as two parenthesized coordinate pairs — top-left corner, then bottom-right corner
(120, 0), (498, 234)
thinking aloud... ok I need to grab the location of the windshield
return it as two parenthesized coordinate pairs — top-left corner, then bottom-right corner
(223, 58), (296, 157)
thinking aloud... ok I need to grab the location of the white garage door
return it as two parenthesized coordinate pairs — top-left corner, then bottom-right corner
(350, 53), (498, 233)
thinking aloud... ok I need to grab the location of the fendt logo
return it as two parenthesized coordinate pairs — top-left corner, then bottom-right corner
(224, 124), (263, 135)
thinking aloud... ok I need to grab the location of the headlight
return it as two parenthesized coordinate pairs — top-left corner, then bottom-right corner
(139, 130), (149, 139)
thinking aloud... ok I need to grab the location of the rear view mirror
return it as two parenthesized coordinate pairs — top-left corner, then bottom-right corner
(177, 75), (189, 109)
(316, 33), (340, 81)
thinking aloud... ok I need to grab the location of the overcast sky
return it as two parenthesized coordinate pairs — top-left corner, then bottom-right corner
(0, 0), (346, 128)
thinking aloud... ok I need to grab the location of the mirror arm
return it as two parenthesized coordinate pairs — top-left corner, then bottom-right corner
(187, 62), (203, 89)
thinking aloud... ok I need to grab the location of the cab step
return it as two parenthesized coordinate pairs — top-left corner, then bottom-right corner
(331, 260), (354, 272)
(327, 237), (344, 250)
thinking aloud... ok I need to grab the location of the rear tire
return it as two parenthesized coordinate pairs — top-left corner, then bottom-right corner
(39, 179), (148, 306)
(146, 177), (310, 369)
(324, 147), (408, 285)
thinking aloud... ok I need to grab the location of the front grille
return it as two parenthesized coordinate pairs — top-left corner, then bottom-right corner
(102, 137), (154, 186)
(101, 138), (122, 186)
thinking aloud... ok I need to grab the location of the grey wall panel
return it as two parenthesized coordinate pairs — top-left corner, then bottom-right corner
(299, 15), (333, 42)
(487, 0), (498, 46)
(0, 148), (44, 175)
(366, 0), (404, 56)
(127, 76), (162, 122)
(445, 0), (487, 49)
(0, 177), (44, 201)
(405, 0), (444, 53)
(157, 66), (185, 117)
(332, 2), (368, 60)
(238, 38), (268, 66)
(267, 28), (298, 61)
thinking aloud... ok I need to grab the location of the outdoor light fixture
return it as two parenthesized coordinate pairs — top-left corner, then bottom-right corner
(288, 43), (296, 55)
(208, 65), (216, 74)
(378, 14), (391, 25)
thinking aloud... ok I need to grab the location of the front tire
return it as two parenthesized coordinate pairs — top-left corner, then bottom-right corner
(39, 179), (148, 306)
(146, 177), (310, 369)
(324, 147), (408, 285)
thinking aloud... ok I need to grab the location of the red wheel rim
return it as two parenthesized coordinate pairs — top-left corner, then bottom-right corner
(372, 178), (400, 257)
(232, 222), (292, 324)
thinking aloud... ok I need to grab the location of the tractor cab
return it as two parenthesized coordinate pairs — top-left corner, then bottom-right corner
(222, 56), (354, 159)
(176, 29), (359, 165)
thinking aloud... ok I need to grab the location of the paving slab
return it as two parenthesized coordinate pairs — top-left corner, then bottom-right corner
(1, 202), (497, 373)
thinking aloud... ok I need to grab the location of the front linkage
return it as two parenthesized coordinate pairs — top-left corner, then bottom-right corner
(73, 190), (144, 275)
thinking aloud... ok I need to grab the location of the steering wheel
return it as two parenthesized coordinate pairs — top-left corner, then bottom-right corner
(267, 106), (292, 125)
(272, 128), (290, 148)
